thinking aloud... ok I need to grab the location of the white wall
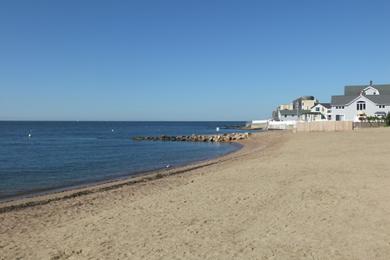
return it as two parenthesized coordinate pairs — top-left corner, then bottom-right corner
(268, 120), (296, 130)
(364, 87), (379, 95)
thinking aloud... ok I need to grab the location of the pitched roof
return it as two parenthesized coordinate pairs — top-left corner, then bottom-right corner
(331, 95), (356, 106)
(345, 84), (390, 96)
(319, 103), (331, 109)
(279, 110), (298, 116)
(279, 109), (311, 116)
(331, 94), (390, 106)
(365, 95), (390, 105)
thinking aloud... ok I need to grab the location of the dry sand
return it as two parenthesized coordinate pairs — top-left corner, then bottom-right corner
(1, 128), (390, 259)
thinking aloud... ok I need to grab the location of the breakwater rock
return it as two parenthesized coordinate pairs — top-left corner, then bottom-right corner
(132, 133), (250, 143)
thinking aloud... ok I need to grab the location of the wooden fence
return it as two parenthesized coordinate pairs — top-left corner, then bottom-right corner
(353, 122), (386, 129)
(296, 121), (353, 132)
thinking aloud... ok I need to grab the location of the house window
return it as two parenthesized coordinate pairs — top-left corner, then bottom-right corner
(357, 101), (366, 111)
(316, 107), (320, 112)
(378, 105), (385, 109)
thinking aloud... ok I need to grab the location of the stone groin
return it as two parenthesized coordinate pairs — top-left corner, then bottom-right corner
(132, 133), (250, 143)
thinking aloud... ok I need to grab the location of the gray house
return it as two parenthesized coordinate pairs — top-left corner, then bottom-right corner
(331, 82), (390, 121)
(278, 109), (313, 121)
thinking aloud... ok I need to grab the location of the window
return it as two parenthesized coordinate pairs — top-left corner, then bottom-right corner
(357, 101), (366, 111)
(316, 107), (320, 112)
(378, 105), (385, 109)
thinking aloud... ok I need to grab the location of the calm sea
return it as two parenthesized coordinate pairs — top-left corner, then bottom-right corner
(0, 121), (247, 200)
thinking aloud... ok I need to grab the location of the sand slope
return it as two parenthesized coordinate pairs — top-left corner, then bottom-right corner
(1, 129), (390, 259)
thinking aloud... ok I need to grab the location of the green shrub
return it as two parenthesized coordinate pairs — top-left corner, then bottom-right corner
(386, 113), (390, 126)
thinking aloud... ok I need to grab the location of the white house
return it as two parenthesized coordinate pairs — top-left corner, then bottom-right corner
(331, 82), (390, 121)
(310, 103), (332, 121)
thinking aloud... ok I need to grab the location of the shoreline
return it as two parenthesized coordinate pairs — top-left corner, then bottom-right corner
(0, 133), (264, 213)
(3, 128), (390, 259)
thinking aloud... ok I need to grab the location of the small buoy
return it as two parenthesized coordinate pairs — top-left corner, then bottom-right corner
(111, 129), (114, 132)
(28, 133), (32, 138)
(216, 127), (220, 132)
(166, 164), (171, 168)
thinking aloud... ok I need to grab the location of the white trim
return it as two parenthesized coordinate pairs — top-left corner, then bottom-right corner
(345, 94), (377, 107)
(363, 86), (380, 95)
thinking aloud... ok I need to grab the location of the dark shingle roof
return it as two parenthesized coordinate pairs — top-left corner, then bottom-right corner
(331, 96), (357, 106)
(279, 110), (311, 116)
(319, 103), (331, 109)
(365, 95), (390, 105)
(279, 110), (298, 116)
(331, 94), (390, 106)
(345, 84), (390, 96)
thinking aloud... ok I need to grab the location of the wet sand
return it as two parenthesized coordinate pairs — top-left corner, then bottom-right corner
(1, 129), (390, 259)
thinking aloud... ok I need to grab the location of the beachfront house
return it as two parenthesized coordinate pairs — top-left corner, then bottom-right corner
(310, 103), (332, 121)
(277, 109), (299, 121)
(293, 96), (318, 110)
(331, 81), (390, 121)
(274, 96), (325, 122)
(278, 110), (322, 122)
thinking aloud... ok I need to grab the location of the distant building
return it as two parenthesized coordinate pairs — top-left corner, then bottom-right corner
(273, 96), (327, 122)
(277, 109), (317, 122)
(293, 96), (318, 110)
(278, 103), (293, 110)
(311, 103), (332, 121)
(331, 81), (390, 121)
(277, 109), (300, 121)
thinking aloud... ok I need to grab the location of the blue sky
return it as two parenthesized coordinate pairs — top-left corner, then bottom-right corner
(0, 0), (389, 121)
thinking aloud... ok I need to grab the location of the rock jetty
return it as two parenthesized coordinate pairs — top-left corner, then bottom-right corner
(132, 133), (250, 143)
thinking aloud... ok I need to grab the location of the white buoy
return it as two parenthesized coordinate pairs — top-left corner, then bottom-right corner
(28, 133), (32, 138)
(166, 164), (171, 168)
(111, 129), (114, 132)
(216, 127), (220, 132)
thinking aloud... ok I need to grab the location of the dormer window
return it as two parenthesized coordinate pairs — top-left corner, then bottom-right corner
(363, 86), (380, 95)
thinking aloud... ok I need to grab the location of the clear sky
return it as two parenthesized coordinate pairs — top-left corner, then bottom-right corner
(0, 0), (389, 121)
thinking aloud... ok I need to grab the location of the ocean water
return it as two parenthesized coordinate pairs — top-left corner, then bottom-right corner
(0, 121), (248, 200)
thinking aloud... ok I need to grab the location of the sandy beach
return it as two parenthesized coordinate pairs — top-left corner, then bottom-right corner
(1, 128), (390, 259)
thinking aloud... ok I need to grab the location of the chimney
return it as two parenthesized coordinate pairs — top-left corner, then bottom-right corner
(370, 80), (373, 86)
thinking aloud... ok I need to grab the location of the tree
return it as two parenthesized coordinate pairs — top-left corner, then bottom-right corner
(386, 113), (390, 126)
